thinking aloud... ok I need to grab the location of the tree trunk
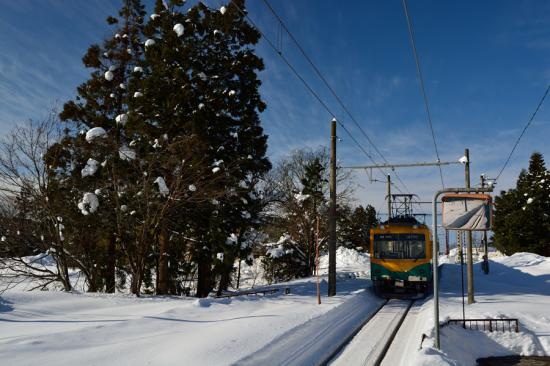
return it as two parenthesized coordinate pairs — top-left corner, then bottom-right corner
(196, 257), (212, 298)
(157, 228), (169, 295)
(55, 251), (72, 292)
(130, 273), (141, 296)
(130, 260), (143, 297)
(217, 265), (231, 297)
(104, 234), (116, 293)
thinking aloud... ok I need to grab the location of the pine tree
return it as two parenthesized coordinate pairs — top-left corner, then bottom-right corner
(47, 0), (148, 293)
(342, 205), (378, 251)
(136, 0), (270, 297)
(493, 152), (550, 256)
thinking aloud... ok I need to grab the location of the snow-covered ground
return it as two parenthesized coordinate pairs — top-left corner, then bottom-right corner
(408, 252), (550, 366)
(0, 249), (548, 366)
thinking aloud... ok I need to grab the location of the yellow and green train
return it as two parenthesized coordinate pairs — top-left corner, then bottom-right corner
(370, 218), (433, 298)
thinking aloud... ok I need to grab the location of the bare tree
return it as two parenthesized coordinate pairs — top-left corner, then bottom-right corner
(260, 148), (354, 277)
(0, 111), (74, 292)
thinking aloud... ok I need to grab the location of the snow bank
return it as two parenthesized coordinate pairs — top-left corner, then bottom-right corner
(496, 252), (547, 268)
(319, 246), (370, 270)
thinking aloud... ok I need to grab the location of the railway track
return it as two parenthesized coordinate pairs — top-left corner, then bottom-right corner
(327, 299), (414, 366)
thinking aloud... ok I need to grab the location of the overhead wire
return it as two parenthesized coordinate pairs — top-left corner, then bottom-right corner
(259, 0), (412, 195)
(225, 0), (409, 193)
(402, 0), (445, 188)
(495, 84), (550, 181)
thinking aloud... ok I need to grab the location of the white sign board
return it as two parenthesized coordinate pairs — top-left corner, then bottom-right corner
(442, 194), (492, 231)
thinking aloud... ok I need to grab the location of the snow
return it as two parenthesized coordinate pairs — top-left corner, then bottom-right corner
(226, 233), (238, 245)
(115, 113), (128, 125)
(220, 5), (227, 14)
(294, 192), (310, 203)
(212, 167), (221, 173)
(266, 245), (285, 258)
(188, 184), (197, 192)
(0, 249), (548, 365)
(154, 176), (169, 196)
(104, 70), (114, 81)
(173, 23), (184, 37)
(133, 91), (143, 98)
(216, 252), (224, 261)
(459, 155), (469, 164)
(150, 13), (160, 20)
(77, 192), (99, 215)
(527, 197), (534, 204)
(85, 127), (107, 142)
(118, 145), (135, 160)
(81, 158), (99, 177)
(144, 39), (155, 48)
(228, 89), (236, 96)
(133, 66), (143, 73)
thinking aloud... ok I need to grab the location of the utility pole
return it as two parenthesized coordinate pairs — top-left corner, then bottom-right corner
(464, 148), (475, 304)
(328, 118), (337, 297)
(387, 174), (392, 221)
(480, 174), (489, 274)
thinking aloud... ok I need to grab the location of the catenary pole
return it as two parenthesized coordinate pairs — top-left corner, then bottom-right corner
(328, 118), (337, 296)
(480, 175), (489, 274)
(387, 174), (392, 221)
(464, 149), (475, 304)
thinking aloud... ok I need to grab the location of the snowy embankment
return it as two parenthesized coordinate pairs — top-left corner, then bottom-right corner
(0, 248), (373, 366)
(406, 252), (550, 366)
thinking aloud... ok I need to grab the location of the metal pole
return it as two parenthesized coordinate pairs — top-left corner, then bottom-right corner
(480, 175), (489, 275)
(445, 229), (449, 256)
(432, 186), (492, 350)
(387, 174), (392, 222)
(342, 161), (463, 169)
(328, 118), (337, 297)
(464, 148), (475, 304)
(459, 230), (466, 327)
(432, 190), (441, 349)
(316, 216), (321, 304)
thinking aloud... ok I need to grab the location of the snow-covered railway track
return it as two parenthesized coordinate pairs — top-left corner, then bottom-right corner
(328, 299), (414, 366)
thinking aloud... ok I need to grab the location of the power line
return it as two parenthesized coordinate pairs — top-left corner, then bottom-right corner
(495, 84), (550, 181)
(260, 0), (412, 195)
(402, 0), (445, 189)
(226, 0), (408, 193)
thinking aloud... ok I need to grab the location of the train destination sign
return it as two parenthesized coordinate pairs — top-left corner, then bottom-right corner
(441, 193), (492, 231)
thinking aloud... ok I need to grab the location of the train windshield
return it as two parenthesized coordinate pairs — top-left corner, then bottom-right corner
(373, 233), (426, 259)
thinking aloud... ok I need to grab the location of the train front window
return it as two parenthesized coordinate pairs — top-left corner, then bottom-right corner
(373, 233), (426, 259)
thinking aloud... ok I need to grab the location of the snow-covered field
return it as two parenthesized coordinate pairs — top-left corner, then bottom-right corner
(0, 249), (548, 366)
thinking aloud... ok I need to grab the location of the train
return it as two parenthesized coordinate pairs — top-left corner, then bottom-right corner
(370, 216), (433, 298)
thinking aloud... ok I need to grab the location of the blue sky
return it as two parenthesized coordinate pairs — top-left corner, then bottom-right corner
(1, 0), (550, 217)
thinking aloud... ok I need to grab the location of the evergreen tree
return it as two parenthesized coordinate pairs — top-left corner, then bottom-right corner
(341, 205), (378, 251)
(493, 152), (550, 256)
(137, 0), (270, 296)
(47, 0), (148, 293)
